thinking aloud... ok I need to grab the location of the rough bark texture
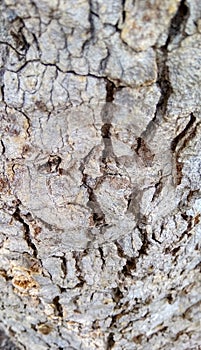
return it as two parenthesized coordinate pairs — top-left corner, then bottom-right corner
(0, 0), (201, 349)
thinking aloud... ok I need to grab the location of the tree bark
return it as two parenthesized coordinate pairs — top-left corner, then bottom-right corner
(0, 0), (201, 349)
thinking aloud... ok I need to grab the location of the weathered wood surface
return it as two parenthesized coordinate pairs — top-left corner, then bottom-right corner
(0, 0), (201, 349)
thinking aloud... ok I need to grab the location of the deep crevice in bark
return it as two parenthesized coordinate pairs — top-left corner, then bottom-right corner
(112, 287), (123, 304)
(115, 242), (136, 276)
(154, 0), (190, 120)
(101, 122), (113, 162)
(121, 0), (126, 24)
(165, 0), (189, 47)
(101, 80), (120, 169)
(155, 52), (172, 119)
(137, 225), (149, 256)
(60, 256), (67, 279)
(98, 247), (105, 268)
(171, 114), (198, 185)
(1, 140), (5, 155)
(10, 18), (30, 54)
(82, 173), (107, 229)
(171, 113), (196, 151)
(52, 296), (63, 318)
(72, 252), (86, 287)
(106, 332), (115, 350)
(13, 206), (38, 258)
(151, 179), (163, 202)
(152, 231), (162, 244)
(122, 258), (136, 277)
(105, 80), (115, 103)
(101, 81), (115, 163)
(0, 84), (5, 103)
(88, 0), (96, 42)
(135, 137), (155, 167)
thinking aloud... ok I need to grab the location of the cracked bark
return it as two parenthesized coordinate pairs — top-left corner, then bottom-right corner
(0, 0), (201, 349)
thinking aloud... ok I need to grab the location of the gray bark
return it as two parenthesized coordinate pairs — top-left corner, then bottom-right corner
(0, 0), (201, 349)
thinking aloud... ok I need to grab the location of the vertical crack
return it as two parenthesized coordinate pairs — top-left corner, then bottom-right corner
(72, 252), (86, 287)
(155, 0), (189, 119)
(13, 205), (38, 258)
(134, 137), (154, 167)
(122, 257), (136, 276)
(52, 296), (63, 318)
(171, 113), (196, 152)
(82, 174), (106, 229)
(14, 109), (31, 138)
(105, 80), (115, 103)
(83, 0), (97, 48)
(0, 83), (5, 102)
(137, 223), (149, 256)
(165, 0), (189, 47)
(151, 178), (163, 202)
(80, 81), (118, 231)
(60, 256), (67, 279)
(121, 0), (126, 24)
(1, 140), (5, 155)
(171, 113), (197, 185)
(115, 241), (136, 277)
(112, 287), (123, 304)
(152, 231), (162, 244)
(155, 52), (173, 119)
(101, 80), (116, 164)
(106, 332), (115, 350)
(98, 247), (105, 268)
(101, 122), (114, 162)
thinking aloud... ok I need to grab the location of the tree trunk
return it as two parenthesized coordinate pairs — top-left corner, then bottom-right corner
(0, 0), (201, 349)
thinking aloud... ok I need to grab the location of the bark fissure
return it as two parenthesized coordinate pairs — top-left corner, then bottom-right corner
(171, 113), (196, 152)
(171, 114), (199, 185)
(72, 252), (86, 287)
(101, 80), (116, 164)
(82, 173), (107, 229)
(13, 206), (38, 258)
(165, 0), (189, 47)
(106, 332), (115, 350)
(60, 256), (67, 280)
(1, 140), (5, 155)
(155, 0), (190, 118)
(137, 225), (149, 256)
(52, 296), (63, 318)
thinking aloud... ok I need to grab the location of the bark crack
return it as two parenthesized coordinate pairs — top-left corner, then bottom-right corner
(155, 0), (190, 119)
(171, 114), (198, 185)
(165, 0), (189, 48)
(82, 173), (107, 229)
(137, 224), (149, 256)
(1, 140), (5, 155)
(72, 251), (86, 287)
(106, 332), (115, 350)
(101, 80), (117, 166)
(60, 256), (67, 280)
(115, 241), (136, 277)
(13, 204), (38, 258)
(135, 137), (155, 167)
(52, 296), (63, 318)
(171, 113), (196, 152)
